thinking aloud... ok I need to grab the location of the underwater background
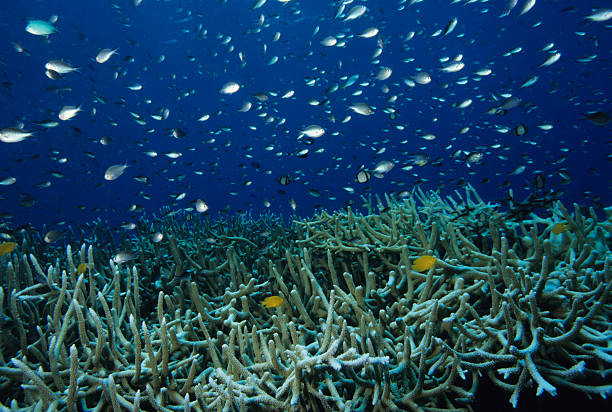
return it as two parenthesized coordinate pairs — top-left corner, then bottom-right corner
(0, 0), (610, 229)
(0, 1), (611, 411)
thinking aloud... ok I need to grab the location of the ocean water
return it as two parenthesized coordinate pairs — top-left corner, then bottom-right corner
(0, 0), (610, 229)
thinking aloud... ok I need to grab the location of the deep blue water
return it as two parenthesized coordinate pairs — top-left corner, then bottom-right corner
(0, 0), (610, 230)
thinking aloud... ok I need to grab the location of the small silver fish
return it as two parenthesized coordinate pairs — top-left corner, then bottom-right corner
(195, 199), (209, 213)
(0, 127), (33, 143)
(104, 164), (128, 181)
(45, 60), (79, 74)
(350, 103), (373, 116)
(96, 48), (118, 63)
(344, 5), (367, 21)
(58, 105), (81, 120)
(373, 160), (394, 174)
(113, 251), (136, 264)
(300, 125), (325, 138)
(586, 9), (612, 22)
(44, 230), (63, 243)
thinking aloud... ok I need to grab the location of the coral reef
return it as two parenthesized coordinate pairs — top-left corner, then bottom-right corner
(0, 185), (610, 411)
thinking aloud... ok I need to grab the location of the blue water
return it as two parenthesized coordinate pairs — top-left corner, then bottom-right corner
(1, 0), (610, 229)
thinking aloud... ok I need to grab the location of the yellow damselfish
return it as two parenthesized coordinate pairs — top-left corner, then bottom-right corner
(551, 222), (570, 235)
(262, 296), (284, 308)
(413, 255), (437, 272)
(0, 242), (17, 256)
(77, 262), (88, 275)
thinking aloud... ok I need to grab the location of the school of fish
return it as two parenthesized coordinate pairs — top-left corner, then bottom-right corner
(0, 0), (610, 229)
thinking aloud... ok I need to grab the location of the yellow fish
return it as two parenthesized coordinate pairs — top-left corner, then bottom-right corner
(413, 255), (437, 272)
(77, 262), (88, 275)
(0, 242), (17, 256)
(262, 296), (284, 308)
(552, 222), (570, 235)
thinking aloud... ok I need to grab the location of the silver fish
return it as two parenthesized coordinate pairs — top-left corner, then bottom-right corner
(104, 164), (128, 181)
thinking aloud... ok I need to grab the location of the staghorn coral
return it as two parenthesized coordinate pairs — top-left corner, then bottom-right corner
(0, 184), (610, 411)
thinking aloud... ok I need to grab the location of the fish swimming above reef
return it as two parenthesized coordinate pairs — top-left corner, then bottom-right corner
(539, 52), (561, 67)
(44, 60), (79, 74)
(373, 160), (394, 175)
(356, 170), (371, 184)
(0, 177), (16, 186)
(104, 164), (128, 181)
(25, 20), (56, 36)
(465, 152), (484, 165)
(113, 251), (136, 264)
(96, 48), (118, 63)
(299, 125), (325, 138)
(0, 0), (608, 266)
(582, 111), (611, 126)
(58, 105), (81, 121)
(442, 17), (458, 37)
(350, 102), (373, 116)
(343, 5), (367, 21)
(0, 127), (33, 143)
(220, 81), (240, 94)
(44, 230), (63, 243)
(195, 199), (209, 213)
(585, 9), (612, 22)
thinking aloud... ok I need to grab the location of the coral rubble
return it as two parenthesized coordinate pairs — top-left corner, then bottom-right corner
(0, 185), (610, 410)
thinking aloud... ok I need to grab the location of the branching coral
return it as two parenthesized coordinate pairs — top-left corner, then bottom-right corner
(0, 185), (610, 411)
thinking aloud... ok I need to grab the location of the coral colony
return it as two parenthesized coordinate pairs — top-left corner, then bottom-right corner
(0, 185), (610, 410)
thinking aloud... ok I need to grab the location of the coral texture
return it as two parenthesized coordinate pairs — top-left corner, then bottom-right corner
(0, 185), (610, 410)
